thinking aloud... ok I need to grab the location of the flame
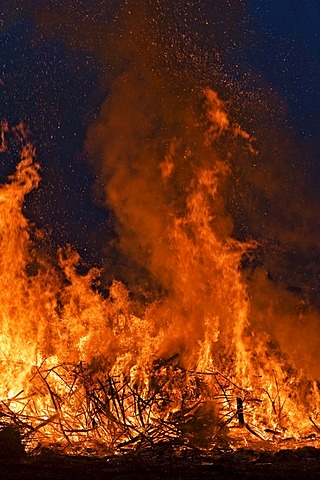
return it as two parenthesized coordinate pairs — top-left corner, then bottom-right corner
(0, 87), (320, 455)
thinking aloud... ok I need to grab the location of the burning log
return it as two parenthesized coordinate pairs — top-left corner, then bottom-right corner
(244, 423), (266, 441)
(309, 417), (320, 433)
(236, 398), (244, 426)
(153, 354), (180, 370)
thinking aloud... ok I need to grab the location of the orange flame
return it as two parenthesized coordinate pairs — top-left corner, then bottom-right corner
(0, 89), (320, 454)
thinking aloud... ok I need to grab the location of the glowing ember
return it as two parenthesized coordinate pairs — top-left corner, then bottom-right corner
(0, 85), (319, 456)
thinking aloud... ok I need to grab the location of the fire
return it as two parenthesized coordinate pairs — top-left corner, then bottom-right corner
(0, 88), (320, 455)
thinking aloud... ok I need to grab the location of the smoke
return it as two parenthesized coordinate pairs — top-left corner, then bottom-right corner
(87, 40), (199, 283)
(77, 2), (267, 369)
(8, 1), (320, 375)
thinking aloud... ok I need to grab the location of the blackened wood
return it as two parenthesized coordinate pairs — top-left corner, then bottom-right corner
(236, 397), (244, 426)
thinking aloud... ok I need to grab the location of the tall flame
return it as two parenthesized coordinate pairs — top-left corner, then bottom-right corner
(0, 86), (320, 454)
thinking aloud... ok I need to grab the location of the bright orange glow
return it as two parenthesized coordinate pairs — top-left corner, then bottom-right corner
(0, 90), (319, 455)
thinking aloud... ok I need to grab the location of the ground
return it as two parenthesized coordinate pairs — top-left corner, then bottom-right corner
(1, 445), (320, 479)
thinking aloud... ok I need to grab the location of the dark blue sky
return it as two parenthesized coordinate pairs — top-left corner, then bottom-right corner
(246, 1), (320, 162)
(0, 10), (109, 263)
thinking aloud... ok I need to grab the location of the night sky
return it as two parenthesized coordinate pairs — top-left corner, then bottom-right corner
(0, 1), (319, 299)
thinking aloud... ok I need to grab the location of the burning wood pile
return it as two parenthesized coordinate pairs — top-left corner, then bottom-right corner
(0, 353), (319, 456)
(0, 355), (242, 454)
(1, 100), (320, 458)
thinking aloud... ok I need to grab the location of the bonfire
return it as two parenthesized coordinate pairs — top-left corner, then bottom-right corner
(0, 91), (320, 457)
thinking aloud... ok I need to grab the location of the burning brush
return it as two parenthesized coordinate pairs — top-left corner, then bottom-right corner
(0, 89), (320, 457)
